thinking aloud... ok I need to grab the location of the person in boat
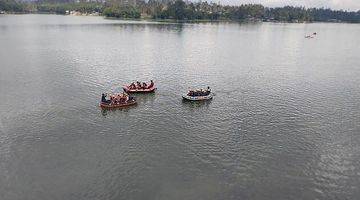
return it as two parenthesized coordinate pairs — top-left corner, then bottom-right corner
(142, 82), (147, 89)
(194, 90), (199, 96)
(121, 93), (126, 102)
(148, 80), (154, 89)
(130, 82), (136, 89)
(112, 94), (118, 104)
(199, 90), (203, 96)
(101, 93), (111, 104)
(136, 81), (142, 89)
(123, 92), (129, 100)
(205, 86), (211, 95)
(189, 90), (194, 96)
(188, 90), (194, 97)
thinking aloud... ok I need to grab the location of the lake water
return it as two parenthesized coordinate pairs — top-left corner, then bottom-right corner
(0, 14), (360, 200)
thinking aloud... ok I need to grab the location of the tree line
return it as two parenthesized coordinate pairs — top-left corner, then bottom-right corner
(1, 0), (360, 23)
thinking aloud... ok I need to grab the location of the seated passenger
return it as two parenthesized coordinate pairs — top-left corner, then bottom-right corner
(112, 96), (118, 104)
(123, 92), (129, 99)
(142, 82), (147, 89)
(130, 82), (136, 89)
(188, 90), (194, 96)
(200, 89), (204, 96)
(136, 81), (142, 89)
(205, 86), (211, 95)
(148, 80), (154, 88)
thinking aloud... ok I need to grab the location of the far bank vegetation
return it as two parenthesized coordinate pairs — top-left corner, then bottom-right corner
(1, 0), (360, 23)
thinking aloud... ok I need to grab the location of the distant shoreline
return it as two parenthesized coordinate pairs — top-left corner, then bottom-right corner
(2, 12), (358, 24)
(1, 1), (360, 23)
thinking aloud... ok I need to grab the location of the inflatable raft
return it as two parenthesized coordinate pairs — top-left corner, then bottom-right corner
(123, 85), (156, 93)
(182, 93), (213, 101)
(99, 99), (137, 108)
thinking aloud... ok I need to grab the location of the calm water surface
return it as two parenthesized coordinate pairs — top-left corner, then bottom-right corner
(0, 14), (360, 200)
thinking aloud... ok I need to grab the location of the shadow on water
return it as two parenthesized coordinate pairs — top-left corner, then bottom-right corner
(181, 98), (212, 109)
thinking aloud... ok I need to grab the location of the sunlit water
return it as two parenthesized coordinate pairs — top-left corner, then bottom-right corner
(0, 14), (360, 200)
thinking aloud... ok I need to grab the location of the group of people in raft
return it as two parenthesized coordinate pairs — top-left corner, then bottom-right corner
(129, 80), (154, 90)
(187, 86), (211, 97)
(100, 80), (212, 106)
(101, 92), (133, 105)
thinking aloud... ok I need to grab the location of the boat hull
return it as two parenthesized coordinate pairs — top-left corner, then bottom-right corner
(123, 86), (156, 93)
(99, 99), (137, 108)
(182, 93), (213, 101)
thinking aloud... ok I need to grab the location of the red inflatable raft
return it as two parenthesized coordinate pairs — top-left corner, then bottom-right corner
(123, 86), (156, 93)
(123, 81), (156, 93)
(99, 99), (137, 109)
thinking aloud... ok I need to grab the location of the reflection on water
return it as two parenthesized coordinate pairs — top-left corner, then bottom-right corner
(0, 14), (360, 200)
(182, 98), (213, 109)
